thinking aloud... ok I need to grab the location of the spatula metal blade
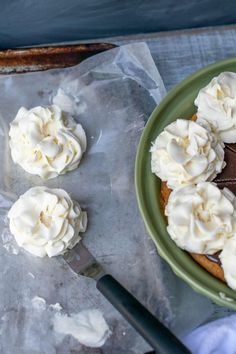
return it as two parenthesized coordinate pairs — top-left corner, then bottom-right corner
(63, 242), (104, 280)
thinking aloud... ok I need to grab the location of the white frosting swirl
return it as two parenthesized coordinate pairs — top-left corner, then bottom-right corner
(165, 182), (236, 254)
(150, 119), (225, 189)
(9, 105), (87, 180)
(220, 238), (236, 290)
(8, 186), (87, 257)
(195, 72), (236, 143)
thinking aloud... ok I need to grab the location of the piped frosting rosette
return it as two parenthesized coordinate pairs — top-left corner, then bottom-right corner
(8, 186), (87, 257)
(9, 105), (86, 180)
(165, 182), (236, 254)
(195, 72), (236, 143)
(150, 119), (225, 189)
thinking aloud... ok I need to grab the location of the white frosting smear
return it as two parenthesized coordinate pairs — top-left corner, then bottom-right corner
(8, 186), (87, 257)
(165, 182), (236, 254)
(150, 119), (225, 189)
(53, 88), (77, 115)
(220, 238), (236, 290)
(9, 105), (87, 179)
(195, 72), (236, 143)
(53, 309), (111, 348)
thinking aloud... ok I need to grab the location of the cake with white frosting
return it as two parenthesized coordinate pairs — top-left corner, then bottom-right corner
(151, 72), (236, 290)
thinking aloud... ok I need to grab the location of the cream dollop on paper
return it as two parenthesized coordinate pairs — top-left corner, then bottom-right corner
(195, 72), (236, 143)
(53, 309), (111, 348)
(150, 119), (225, 189)
(9, 105), (86, 180)
(8, 186), (87, 257)
(220, 238), (236, 290)
(165, 182), (236, 254)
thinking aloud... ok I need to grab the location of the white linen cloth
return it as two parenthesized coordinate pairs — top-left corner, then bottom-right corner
(182, 314), (236, 354)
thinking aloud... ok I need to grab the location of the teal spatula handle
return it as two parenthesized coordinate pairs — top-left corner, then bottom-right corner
(97, 274), (190, 354)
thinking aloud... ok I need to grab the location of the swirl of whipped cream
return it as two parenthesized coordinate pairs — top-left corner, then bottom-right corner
(8, 186), (87, 257)
(195, 72), (236, 143)
(150, 119), (225, 189)
(165, 182), (236, 254)
(9, 105), (87, 180)
(220, 238), (236, 290)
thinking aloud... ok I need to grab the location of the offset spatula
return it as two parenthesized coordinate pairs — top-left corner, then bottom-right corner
(63, 242), (190, 354)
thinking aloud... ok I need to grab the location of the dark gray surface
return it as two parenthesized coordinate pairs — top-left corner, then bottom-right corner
(1, 0), (236, 48)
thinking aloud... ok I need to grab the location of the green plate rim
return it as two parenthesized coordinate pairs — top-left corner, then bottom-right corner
(135, 55), (236, 309)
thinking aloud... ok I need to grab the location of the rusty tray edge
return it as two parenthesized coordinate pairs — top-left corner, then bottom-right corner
(0, 43), (116, 74)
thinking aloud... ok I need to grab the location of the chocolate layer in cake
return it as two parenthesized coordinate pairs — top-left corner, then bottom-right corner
(214, 144), (236, 195)
(206, 252), (221, 265)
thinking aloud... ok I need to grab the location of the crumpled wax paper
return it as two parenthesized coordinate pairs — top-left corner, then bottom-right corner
(0, 43), (216, 354)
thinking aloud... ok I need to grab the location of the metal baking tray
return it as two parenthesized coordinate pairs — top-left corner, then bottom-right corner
(0, 43), (116, 74)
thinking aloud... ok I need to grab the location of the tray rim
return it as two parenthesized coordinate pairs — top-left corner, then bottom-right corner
(0, 43), (116, 73)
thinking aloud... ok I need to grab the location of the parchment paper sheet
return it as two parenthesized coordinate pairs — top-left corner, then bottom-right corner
(0, 43), (214, 354)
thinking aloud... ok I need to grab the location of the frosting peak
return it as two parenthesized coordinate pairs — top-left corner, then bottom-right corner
(150, 119), (225, 189)
(8, 186), (87, 257)
(9, 105), (87, 180)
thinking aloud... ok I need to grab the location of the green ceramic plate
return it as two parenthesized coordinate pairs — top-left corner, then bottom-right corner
(135, 56), (236, 309)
